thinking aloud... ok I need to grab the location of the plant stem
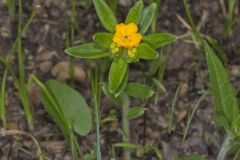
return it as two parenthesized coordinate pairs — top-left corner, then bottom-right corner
(217, 132), (240, 160)
(67, 0), (77, 87)
(17, 0), (24, 81)
(94, 92), (101, 160)
(122, 94), (131, 160)
(182, 90), (209, 145)
(0, 69), (8, 128)
(91, 65), (102, 160)
(17, 0), (33, 129)
(151, 0), (161, 33)
(167, 84), (181, 133)
(217, 133), (234, 160)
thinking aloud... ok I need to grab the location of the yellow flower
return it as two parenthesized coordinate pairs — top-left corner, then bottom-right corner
(113, 23), (143, 48)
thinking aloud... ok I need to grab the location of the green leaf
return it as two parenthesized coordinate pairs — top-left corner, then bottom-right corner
(212, 115), (230, 131)
(102, 83), (123, 105)
(139, 3), (157, 34)
(114, 143), (140, 149)
(127, 106), (145, 120)
(232, 114), (240, 137)
(143, 33), (177, 49)
(0, 69), (8, 128)
(65, 43), (109, 59)
(108, 57), (128, 93)
(125, 83), (154, 99)
(138, 43), (158, 59)
(46, 80), (92, 136)
(112, 69), (128, 97)
(93, 32), (113, 48)
(34, 77), (71, 143)
(179, 154), (207, 160)
(42, 95), (71, 143)
(152, 78), (166, 92)
(93, 0), (117, 32)
(205, 42), (239, 124)
(33, 76), (79, 159)
(83, 154), (96, 160)
(125, 0), (143, 24)
(153, 147), (164, 160)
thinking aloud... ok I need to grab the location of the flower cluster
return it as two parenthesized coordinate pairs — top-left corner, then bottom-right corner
(110, 23), (142, 60)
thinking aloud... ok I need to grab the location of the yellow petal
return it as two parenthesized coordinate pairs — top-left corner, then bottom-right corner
(129, 33), (143, 47)
(126, 23), (138, 36)
(115, 23), (127, 36)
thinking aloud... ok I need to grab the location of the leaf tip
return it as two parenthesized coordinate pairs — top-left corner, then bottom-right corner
(64, 48), (70, 55)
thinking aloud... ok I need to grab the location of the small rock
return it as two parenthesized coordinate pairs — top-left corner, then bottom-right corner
(230, 65), (240, 77)
(39, 61), (53, 74)
(36, 50), (57, 61)
(51, 61), (86, 82)
(177, 110), (187, 122)
(158, 115), (168, 128)
(180, 83), (189, 96)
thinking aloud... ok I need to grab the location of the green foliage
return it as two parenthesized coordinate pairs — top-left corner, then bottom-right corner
(138, 43), (158, 59)
(17, 80), (33, 129)
(125, 83), (154, 99)
(125, 0), (143, 24)
(223, 0), (236, 37)
(108, 57), (128, 94)
(46, 80), (92, 136)
(152, 78), (166, 92)
(232, 115), (240, 137)
(33, 77), (78, 159)
(65, 43), (109, 58)
(84, 154), (96, 160)
(33, 77), (92, 159)
(7, 0), (15, 17)
(182, 90), (209, 145)
(207, 38), (228, 65)
(127, 106), (145, 120)
(205, 43), (239, 125)
(0, 69), (8, 128)
(93, 0), (117, 32)
(107, 0), (118, 14)
(93, 33), (113, 48)
(143, 33), (177, 49)
(168, 84), (181, 133)
(205, 42), (240, 160)
(227, 0), (236, 21)
(102, 83), (123, 105)
(139, 3), (157, 34)
(151, 0), (161, 33)
(112, 69), (129, 97)
(153, 146), (164, 160)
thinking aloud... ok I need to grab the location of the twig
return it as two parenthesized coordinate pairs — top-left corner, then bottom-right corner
(176, 14), (192, 30)
(0, 129), (43, 160)
(219, 0), (227, 18)
(197, 10), (208, 31)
